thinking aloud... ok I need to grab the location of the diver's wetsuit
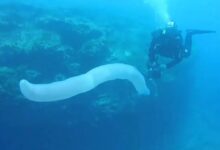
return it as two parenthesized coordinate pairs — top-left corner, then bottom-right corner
(148, 28), (216, 79)
(148, 27), (184, 69)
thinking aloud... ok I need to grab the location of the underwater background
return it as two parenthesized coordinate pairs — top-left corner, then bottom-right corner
(0, 0), (219, 150)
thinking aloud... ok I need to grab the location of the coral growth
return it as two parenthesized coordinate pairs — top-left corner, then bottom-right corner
(0, 3), (150, 115)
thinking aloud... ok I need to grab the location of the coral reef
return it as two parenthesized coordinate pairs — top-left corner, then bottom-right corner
(0, 3), (150, 115)
(0, 27), (61, 53)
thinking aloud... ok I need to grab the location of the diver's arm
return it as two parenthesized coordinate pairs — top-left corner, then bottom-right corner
(166, 57), (182, 69)
(148, 29), (162, 64)
(148, 40), (157, 63)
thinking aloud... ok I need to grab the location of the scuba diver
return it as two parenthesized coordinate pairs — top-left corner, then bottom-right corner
(147, 21), (216, 79)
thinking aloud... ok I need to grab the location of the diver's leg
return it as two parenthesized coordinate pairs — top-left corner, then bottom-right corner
(184, 29), (216, 57)
(186, 29), (216, 35)
(184, 32), (192, 57)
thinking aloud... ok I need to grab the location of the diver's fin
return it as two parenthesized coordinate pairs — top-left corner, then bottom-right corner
(186, 29), (216, 35)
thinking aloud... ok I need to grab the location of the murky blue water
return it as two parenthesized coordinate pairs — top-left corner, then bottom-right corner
(0, 0), (219, 150)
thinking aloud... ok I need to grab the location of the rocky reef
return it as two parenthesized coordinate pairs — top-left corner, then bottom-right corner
(0, 3), (151, 115)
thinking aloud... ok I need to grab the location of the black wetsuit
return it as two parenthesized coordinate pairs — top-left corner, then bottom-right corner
(148, 27), (215, 79)
(148, 27), (187, 69)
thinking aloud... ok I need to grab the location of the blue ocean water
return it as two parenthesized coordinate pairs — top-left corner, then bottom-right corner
(0, 0), (219, 150)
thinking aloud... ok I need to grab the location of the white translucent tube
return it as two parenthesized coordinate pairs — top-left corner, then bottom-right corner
(19, 63), (150, 102)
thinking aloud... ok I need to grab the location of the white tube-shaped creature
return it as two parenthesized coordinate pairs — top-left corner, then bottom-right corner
(19, 63), (150, 102)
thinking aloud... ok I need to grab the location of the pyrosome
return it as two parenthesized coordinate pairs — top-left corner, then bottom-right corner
(19, 63), (150, 102)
